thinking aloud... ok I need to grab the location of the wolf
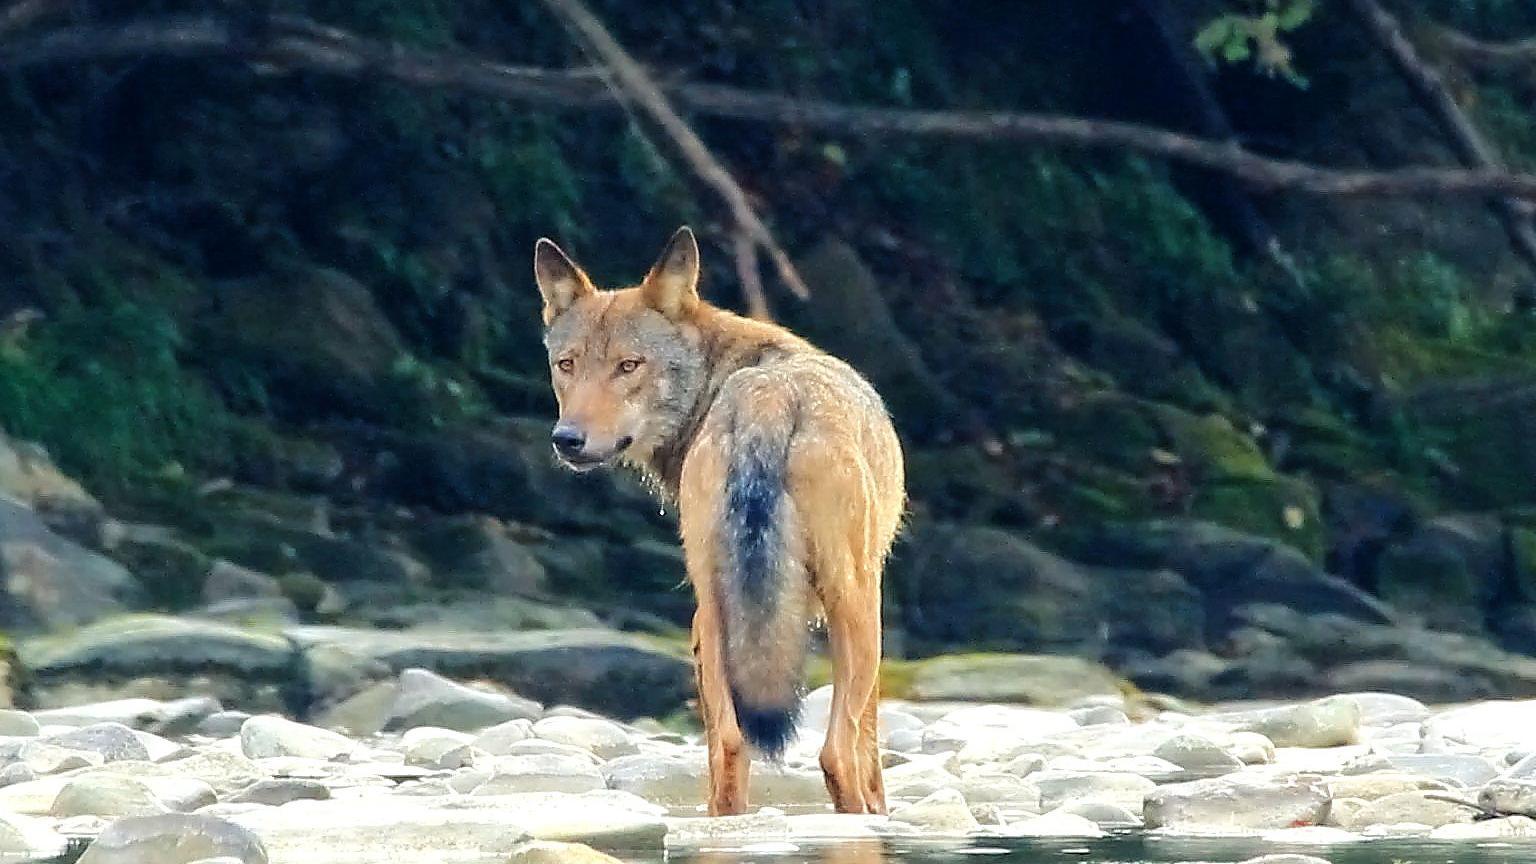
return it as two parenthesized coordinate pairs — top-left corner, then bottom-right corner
(532, 226), (905, 815)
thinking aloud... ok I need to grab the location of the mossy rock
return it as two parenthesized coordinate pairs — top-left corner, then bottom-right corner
(107, 530), (213, 610)
(806, 653), (1130, 707)
(1406, 378), (1536, 509)
(1375, 540), (1482, 632)
(1051, 392), (1163, 473)
(905, 447), (1021, 522)
(1154, 407), (1272, 482)
(1188, 475), (1324, 562)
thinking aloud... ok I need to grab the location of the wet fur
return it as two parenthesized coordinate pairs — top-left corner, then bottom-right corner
(534, 228), (905, 815)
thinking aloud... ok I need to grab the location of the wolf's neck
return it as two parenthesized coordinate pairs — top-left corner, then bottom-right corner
(639, 308), (795, 497)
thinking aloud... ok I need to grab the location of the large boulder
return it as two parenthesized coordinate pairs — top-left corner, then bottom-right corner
(1372, 514), (1505, 632)
(901, 654), (1127, 705)
(1079, 519), (1395, 638)
(76, 813), (268, 864)
(199, 266), (404, 416)
(283, 627), (691, 719)
(0, 433), (101, 533)
(888, 522), (1203, 657)
(0, 496), (143, 632)
(18, 615), (295, 711)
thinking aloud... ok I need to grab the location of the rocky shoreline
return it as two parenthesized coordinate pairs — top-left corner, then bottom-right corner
(3, 669), (1536, 864)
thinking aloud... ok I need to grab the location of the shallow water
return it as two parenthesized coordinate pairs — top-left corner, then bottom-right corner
(657, 834), (1536, 864)
(25, 832), (1536, 864)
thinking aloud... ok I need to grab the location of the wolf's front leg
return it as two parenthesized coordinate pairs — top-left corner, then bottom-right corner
(692, 604), (749, 815)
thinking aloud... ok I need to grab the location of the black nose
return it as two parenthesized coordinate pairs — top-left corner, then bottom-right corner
(551, 425), (586, 457)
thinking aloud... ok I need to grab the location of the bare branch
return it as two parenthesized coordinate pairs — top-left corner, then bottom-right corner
(1346, 0), (1536, 271)
(536, 0), (810, 303)
(9, 15), (1536, 202)
(0, 0), (63, 40)
(1435, 25), (1536, 71)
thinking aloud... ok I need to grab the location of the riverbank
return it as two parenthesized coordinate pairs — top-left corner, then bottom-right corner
(3, 672), (1535, 863)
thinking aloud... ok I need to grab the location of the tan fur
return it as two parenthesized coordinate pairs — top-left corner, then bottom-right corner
(534, 227), (905, 815)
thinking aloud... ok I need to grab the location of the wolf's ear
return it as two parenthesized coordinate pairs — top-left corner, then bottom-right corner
(640, 226), (700, 319)
(534, 238), (595, 325)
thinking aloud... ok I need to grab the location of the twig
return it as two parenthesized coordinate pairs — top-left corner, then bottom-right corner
(731, 226), (770, 320)
(536, 0), (810, 302)
(9, 16), (1536, 202)
(1435, 25), (1536, 71)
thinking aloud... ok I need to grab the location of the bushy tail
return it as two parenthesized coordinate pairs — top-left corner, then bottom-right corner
(719, 420), (809, 760)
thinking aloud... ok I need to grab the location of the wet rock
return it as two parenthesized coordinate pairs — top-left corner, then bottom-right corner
(0, 810), (66, 860)
(76, 812), (268, 864)
(506, 840), (624, 864)
(20, 616), (293, 703)
(1143, 775), (1330, 831)
(889, 788), (979, 834)
(1033, 771), (1155, 813)
(283, 627), (690, 720)
(1152, 734), (1244, 774)
(1433, 815), (1536, 839)
(11, 741), (102, 775)
(603, 750), (825, 808)
(531, 716), (638, 760)
(1053, 801), (1141, 828)
(1327, 774), (1449, 801)
(226, 778), (331, 806)
(472, 719), (536, 755)
(402, 727), (479, 769)
(198, 711), (252, 738)
(0, 497), (141, 631)
(240, 715), (358, 761)
(0, 708), (38, 736)
(997, 809), (1106, 837)
(902, 654), (1127, 706)
(33, 697), (221, 734)
(225, 792), (663, 858)
(1345, 790), (1476, 830)
(1218, 696), (1360, 748)
(385, 668), (542, 732)
(889, 523), (1203, 656)
(468, 754), (605, 794)
(663, 811), (790, 846)
(47, 723), (150, 762)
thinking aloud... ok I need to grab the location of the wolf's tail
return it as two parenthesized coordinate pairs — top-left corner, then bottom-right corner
(719, 413), (809, 760)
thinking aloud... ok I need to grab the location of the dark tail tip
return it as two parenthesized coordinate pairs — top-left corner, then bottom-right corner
(734, 698), (801, 761)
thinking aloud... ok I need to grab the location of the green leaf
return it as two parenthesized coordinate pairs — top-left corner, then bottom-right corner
(1222, 38), (1253, 64)
(1278, 0), (1315, 31)
(1194, 17), (1236, 58)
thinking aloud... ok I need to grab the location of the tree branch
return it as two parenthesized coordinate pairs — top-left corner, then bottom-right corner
(1346, 0), (1536, 272)
(0, 0), (63, 40)
(1435, 25), (1536, 72)
(535, 0), (810, 302)
(8, 15), (1536, 202)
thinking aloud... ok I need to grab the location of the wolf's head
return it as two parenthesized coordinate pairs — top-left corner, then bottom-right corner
(533, 227), (708, 473)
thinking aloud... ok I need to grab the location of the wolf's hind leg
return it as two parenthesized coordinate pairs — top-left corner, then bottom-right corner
(817, 561), (881, 814)
(692, 602), (749, 815)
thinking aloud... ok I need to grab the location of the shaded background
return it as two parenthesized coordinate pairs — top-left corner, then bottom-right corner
(4, 0), (1536, 722)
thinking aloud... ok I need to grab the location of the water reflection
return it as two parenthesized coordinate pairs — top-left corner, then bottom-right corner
(670, 834), (1536, 864)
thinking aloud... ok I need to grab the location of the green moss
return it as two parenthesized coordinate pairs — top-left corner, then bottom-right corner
(1375, 542), (1482, 632)
(1189, 475), (1324, 561)
(0, 303), (235, 496)
(1052, 393), (1163, 473)
(1155, 407), (1273, 482)
(278, 572), (328, 616)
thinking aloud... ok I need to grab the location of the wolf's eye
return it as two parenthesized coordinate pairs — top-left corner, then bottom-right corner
(556, 358), (575, 374)
(617, 358), (644, 375)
